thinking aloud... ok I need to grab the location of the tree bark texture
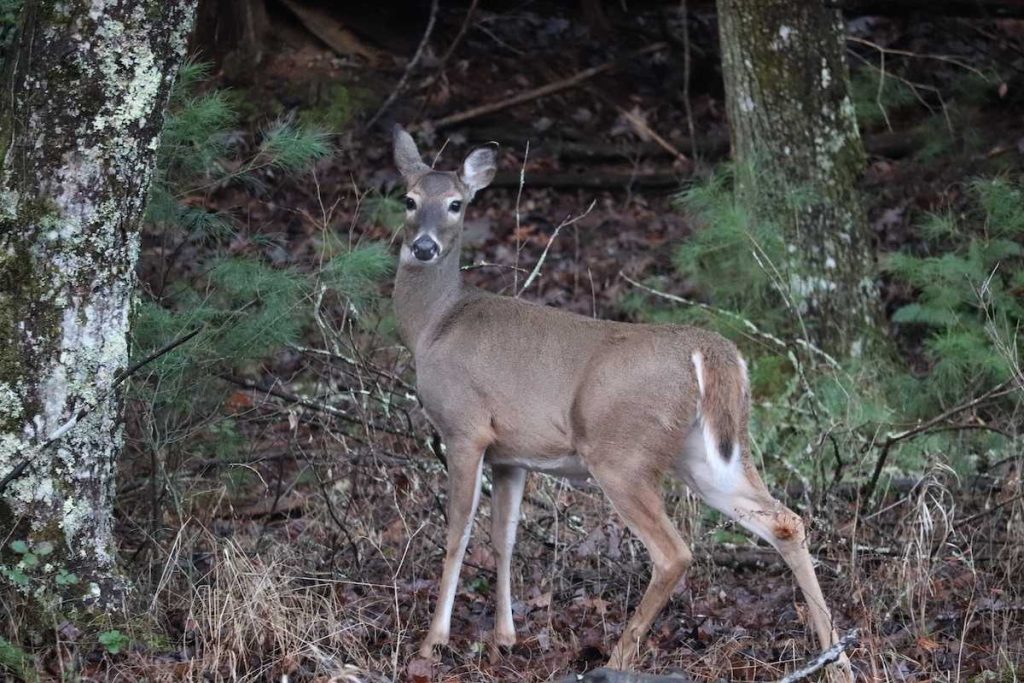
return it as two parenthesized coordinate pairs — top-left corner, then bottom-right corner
(0, 0), (195, 610)
(716, 0), (879, 357)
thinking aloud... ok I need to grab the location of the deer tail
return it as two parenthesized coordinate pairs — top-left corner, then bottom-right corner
(690, 348), (748, 464)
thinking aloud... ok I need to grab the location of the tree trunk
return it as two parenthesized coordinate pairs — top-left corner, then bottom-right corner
(0, 0), (195, 612)
(716, 0), (879, 357)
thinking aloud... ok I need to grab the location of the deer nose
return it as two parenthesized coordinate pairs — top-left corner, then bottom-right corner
(412, 235), (439, 261)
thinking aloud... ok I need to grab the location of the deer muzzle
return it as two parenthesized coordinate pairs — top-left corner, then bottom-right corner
(412, 235), (440, 262)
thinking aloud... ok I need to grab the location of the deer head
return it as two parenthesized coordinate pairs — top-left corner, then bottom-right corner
(392, 125), (497, 264)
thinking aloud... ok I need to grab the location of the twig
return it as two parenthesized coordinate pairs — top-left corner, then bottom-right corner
(862, 377), (1020, 502)
(513, 140), (529, 293)
(289, 343), (416, 393)
(679, 0), (696, 158)
(560, 669), (690, 683)
(118, 327), (204, 386)
(364, 0), (439, 130)
(589, 88), (687, 162)
(619, 272), (841, 370)
(423, 43), (667, 129)
(461, 260), (529, 274)
(438, 0), (479, 65)
(774, 630), (859, 683)
(847, 35), (992, 80)
(218, 374), (415, 439)
(489, 169), (681, 190)
(959, 490), (1024, 526)
(518, 200), (597, 297)
(0, 327), (204, 494)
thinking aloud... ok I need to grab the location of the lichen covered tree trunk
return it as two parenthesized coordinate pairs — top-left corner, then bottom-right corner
(716, 0), (879, 357)
(0, 0), (195, 610)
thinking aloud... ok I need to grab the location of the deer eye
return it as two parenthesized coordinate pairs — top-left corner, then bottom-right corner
(404, 197), (416, 211)
(448, 200), (462, 213)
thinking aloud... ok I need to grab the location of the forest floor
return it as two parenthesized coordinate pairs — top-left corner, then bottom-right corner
(25, 3), (1024, 681)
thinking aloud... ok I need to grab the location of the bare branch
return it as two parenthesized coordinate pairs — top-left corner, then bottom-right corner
(863, 376), (1020, 501)
(364, 0), (439, 130)
(775, 630), (859, 683)
(422, 43), (667, 130)
(518, 200), (597, 297)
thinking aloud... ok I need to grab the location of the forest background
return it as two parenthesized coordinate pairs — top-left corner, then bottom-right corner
(0, 0), (1022, 681)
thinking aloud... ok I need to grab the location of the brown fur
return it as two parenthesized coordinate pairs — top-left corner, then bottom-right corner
(390, 127), (854, 682)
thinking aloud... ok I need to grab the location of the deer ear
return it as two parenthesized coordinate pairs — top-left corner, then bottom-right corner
(460, 146), (497, 198)
(393, 125), (430, 179)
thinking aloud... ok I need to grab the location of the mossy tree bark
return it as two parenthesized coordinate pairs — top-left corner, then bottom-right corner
(0, 0), (195, 611)
(716, 0), (880, 357)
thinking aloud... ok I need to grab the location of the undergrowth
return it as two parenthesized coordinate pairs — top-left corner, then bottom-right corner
(886, 178), (1023, 417)
(131, 60), (394, 499)
(625, 163), (1022, 489)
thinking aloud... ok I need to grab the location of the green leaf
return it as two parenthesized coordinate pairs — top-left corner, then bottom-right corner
(34, 541), (54, 556)
(8, 540), (28, 554)
(2, 567), (29, 587)
(320, 243), (394, 307)
(55, 570), (79, 586)
(19, 553), (37, 569)
(98, 630), (129, 655)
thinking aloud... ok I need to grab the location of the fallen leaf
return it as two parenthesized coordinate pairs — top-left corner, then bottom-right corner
(527, 591), (552, 610)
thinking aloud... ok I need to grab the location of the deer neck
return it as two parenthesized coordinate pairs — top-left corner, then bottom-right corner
(394, 237), (463, 350)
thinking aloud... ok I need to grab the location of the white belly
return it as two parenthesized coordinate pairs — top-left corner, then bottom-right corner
(488, 452), (591, 480)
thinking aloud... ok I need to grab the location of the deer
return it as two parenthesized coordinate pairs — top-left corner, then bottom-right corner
(390, 125), (854, 682)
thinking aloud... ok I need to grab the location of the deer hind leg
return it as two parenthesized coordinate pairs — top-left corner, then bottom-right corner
(678, 429), (854, 682)
(587, 457), (693, 670)
(490, 464), (527, 647)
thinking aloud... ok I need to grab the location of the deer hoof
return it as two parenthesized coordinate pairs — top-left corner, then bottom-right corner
(418, 632), (449, 659)
(605, 644), (637, 671)
(494, 630), (516, 648)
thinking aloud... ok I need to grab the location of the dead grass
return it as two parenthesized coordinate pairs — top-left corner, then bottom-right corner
(95, 438), (1021, 682)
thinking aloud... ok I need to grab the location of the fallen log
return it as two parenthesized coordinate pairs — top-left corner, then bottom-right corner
(490, 169), (682, 191)
(421, 43), (668, 130)
(832, 0), (1024, 17)
(460, 126), (909, 163)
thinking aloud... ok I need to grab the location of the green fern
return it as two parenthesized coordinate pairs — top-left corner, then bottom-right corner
(671, 165), (786, 332)
(885, 177), (1023, 413)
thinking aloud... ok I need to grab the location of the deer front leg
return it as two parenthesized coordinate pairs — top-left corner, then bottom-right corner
(491, 464), (527, 647)
(420, 441), (485, 658)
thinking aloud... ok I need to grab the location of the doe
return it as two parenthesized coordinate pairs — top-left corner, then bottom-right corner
(390, 126), (853, 682)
